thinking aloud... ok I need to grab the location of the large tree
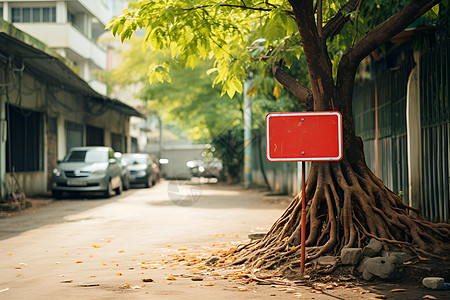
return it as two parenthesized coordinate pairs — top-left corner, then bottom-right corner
(109, 0), (450, 272)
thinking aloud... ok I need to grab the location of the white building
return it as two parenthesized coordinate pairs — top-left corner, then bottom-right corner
(0, 0), (115, 95)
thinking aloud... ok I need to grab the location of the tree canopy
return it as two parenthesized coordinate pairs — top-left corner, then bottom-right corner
(108, 0), (443, 100)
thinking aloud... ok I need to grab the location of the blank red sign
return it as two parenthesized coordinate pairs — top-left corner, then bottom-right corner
(266, 112), (343, 161)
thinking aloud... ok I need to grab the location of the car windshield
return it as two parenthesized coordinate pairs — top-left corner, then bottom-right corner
(123, 156), (147, 165)
(64, 150), (108, 163)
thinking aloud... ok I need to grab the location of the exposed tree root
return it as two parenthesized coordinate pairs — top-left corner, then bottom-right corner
(231, 157), (450, 276)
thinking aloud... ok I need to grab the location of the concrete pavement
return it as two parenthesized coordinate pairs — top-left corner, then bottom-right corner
(0, 181), (442, 299)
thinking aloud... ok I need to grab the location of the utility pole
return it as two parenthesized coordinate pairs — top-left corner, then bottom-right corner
(243, 79), (253, 189)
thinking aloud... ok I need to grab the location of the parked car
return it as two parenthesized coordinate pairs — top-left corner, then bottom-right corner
(186, 158), (223, 179)
(114, 152), (130, 190)
(51, 147), (122, 199)
(122, 153), (158, 188)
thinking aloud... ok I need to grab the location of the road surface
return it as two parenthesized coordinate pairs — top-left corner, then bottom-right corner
(0, 181), (441, 299)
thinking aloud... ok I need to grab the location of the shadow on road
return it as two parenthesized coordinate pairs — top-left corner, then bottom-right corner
(0, 189), (141, 241)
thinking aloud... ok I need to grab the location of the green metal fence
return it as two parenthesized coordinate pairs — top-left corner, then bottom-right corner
(420, 26), (450, 223)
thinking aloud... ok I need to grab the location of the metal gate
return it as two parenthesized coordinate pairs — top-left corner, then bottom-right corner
(420, 26), (450, 223)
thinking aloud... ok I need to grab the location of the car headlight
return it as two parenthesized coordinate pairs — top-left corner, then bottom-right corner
(53, 168), (61, 177)
(137, 171), (147, 177)
(91, 169), (106, 176)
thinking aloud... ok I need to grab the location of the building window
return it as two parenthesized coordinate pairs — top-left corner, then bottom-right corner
(1, 7), (4, 19)
(6, 105), (43, 172)
(65, 121), (84, 154)
(111, 133), (123, 153)
(11, 7), (56, 23)
(131, 137), (138, 153)
(86, 125), (104, 146)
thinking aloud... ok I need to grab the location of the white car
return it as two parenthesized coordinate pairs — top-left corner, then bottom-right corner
(51, 147), (122, 198)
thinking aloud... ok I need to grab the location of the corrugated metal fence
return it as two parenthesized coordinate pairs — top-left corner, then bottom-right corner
(353, 56), (413, 202)
(420, 27), (450, 222)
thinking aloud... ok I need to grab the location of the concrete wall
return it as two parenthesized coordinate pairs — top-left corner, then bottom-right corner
(14, 23), (107, 70)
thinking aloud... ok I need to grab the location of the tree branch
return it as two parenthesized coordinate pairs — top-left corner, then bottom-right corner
(317, 0), (323, 37)
(272, 60), (312, 105)
(183, 3), (274, 12)
(345, 0), (441, 69)
(336, 0), (441, 114)
(322, 0), (363, 40)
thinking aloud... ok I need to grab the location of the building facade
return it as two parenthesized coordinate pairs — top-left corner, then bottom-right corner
(1, 0), (113, 95)
(0, 20), (142, 199)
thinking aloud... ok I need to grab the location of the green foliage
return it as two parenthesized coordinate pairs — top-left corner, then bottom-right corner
(108, 0), (443, 97)
(106, 37), (242, 142)
(107, 0), (301, 98)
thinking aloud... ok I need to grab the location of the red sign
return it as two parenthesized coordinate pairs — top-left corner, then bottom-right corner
(266, 112), (343, 161)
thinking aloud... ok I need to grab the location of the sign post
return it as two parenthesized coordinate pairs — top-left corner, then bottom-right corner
(266, 111), (343, 274)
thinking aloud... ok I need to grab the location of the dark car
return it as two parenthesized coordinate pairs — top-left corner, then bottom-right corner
(51, 147), (122, 198)
(123, 153), (158, 188)
(114, 152), (130, 190)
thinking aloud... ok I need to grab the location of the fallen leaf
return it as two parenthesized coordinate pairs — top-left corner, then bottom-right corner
(390, 289), (406, 293)
(239, 287), (248, 291)
(76, 261), (83, 264)
(89, 255), (94, 258)
(423, 295), (438, 300)
(116, 273), (122, 276)
(78, 283), (99, 287)
(118, 250), (125, 253)
(178, 248), (188, 251)
(142, 278), (154, 282)
(16, 274), (23, 277)
(9, 253), (13, 255)
(204, 283), (215, 286)
(167, 275), (177, 280)
(191, 277), (204, 281)
(15, 267), (21, 269)
(60, 280), (73, 283)
(418, 256), (429, 261)
(92, 244), (101, 248)
(90, 275), (96, 278)
(123, 283), (130, 287)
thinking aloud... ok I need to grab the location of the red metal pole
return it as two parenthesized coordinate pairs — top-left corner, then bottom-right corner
(375, 81), (379, 177)
(300, 161), (306, 275)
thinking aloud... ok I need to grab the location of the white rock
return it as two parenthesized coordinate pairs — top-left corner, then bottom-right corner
(422, 277), (444, 290)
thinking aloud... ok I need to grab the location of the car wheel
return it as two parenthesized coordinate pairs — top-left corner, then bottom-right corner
(115, 179), (123, 195)
(52, 190), (63, 199)
(104, 180), (113, 198)
(123, 177), (130, 191)
(145, 176), (152, 188)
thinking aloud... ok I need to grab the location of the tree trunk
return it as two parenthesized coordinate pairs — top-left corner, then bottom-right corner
(232, 126), (450, 272)
(230, 0), (450, 274)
